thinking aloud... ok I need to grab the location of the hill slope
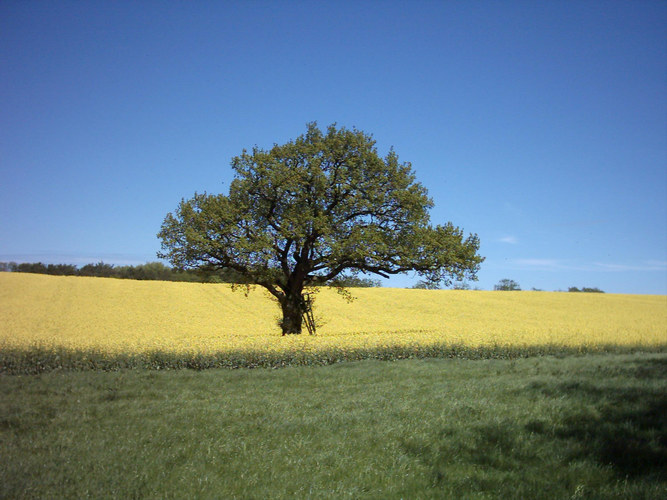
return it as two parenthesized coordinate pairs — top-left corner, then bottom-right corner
(2, 273), (665, 358)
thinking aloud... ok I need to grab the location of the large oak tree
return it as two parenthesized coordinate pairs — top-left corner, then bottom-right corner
(158, 123), (484, 334)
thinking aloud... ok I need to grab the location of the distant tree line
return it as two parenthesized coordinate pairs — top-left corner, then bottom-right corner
(412, 280), (478, 290)
(329, 275), (383, 288)
(568, 286), (604, 293)
(493, 279), (604, 293)
(0, 261), (223, 282)
(0, 263), (605, 292)
(0, 261), (382, 287)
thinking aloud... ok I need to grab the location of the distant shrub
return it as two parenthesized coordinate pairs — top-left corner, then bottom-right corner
(569, 287), (604, 293)
(0, 262), (18, 272)
(46, 263), (78, 276)
(79, 262), (117, 278)
(17, 262), (48, 274)
(494, 279), (521, 291)
(328, 275), (382, 288)
(412, 280), (440, 290)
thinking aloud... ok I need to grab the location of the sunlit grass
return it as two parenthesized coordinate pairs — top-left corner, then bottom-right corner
(2, 354), (666, 498)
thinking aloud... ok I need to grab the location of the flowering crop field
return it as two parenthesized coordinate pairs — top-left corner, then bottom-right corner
(1, 273), (665, 372)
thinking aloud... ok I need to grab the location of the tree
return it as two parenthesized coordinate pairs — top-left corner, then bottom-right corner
(569, 286), (604, 293)
(451, 280), (471, 290)
(329, 274), (382, 288)
(79, 261), (116, 278)
(46, 263), (78, 276)
(158, 123), (484, 334)
(17, 262), (48, 274)
(0, 262), (17, 272)
(412, 280), (441, 290)
(494, 279), (521, 291)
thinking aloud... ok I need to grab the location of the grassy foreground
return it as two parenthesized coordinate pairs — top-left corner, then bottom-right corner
(2, 353), (666, 499)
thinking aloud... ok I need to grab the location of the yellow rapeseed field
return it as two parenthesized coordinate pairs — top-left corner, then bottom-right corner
(1, 273), (665, 358)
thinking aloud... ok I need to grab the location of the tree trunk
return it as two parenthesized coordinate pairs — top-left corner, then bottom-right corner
(280, 291), (304, 335)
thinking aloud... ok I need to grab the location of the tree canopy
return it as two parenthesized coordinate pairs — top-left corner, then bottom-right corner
(158, 123), (484, 334)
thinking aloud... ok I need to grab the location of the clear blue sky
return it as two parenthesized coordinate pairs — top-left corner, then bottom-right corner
(1, 1), (666, 294)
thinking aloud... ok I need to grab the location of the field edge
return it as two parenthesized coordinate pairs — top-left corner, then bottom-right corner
(2, 341), (666, 374)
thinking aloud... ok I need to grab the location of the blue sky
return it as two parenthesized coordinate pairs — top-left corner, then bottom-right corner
(1, 1), (665, 294)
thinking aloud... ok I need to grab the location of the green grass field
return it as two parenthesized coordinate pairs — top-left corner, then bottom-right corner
(2, 353), (665, 499)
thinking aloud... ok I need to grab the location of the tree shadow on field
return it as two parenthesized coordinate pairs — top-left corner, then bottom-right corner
(400, 356), (667, 496)
(528, 356), (667, 481)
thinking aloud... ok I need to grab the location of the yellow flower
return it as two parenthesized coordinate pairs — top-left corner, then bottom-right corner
(1, 274), (665, 357)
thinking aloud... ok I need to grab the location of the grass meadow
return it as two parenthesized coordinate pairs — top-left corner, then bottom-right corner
(1, 354), (666, 499)
(1, 273), (666, 498)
